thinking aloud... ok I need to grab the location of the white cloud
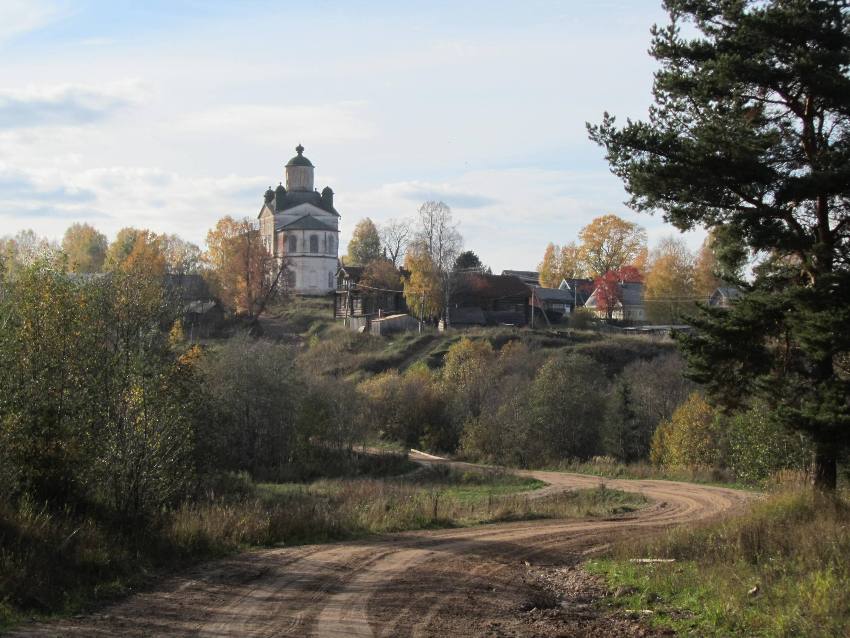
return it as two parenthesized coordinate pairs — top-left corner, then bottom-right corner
(0, 80), (145, 129)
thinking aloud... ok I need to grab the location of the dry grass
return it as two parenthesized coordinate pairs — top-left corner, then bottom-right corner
(0, 466), (645, 630)
(555, 456), (742, 487)
(588, 488), (850, 637)
(167, 467), (645, 551)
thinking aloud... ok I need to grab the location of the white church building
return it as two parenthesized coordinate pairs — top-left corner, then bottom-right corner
(258, 144), (340, 295)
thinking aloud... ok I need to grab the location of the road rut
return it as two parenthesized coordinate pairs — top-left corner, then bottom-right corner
(12, 455), (756, 637)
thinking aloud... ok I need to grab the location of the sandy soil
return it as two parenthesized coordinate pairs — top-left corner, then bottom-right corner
(11, 454), (756, 637)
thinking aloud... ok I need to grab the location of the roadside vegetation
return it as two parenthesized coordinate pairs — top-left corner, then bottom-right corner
(588, 488), (850, 637)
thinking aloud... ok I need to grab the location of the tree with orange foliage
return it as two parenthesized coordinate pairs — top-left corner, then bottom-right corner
(205, 216), (287, 320)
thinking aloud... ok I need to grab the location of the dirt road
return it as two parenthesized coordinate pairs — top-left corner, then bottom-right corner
(13, 455), (755, 637)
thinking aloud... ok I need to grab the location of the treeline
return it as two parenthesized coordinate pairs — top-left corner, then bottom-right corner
(352, 334), (812, 483)
(1, 219), (287, 324)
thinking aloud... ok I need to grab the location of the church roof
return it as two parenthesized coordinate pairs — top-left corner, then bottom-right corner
(286, 143), (314, 167)
(274, 189), (340, 216)
(279, 214), (337, 232)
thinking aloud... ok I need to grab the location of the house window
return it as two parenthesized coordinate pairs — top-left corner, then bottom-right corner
(288, 234), (297, 253)
(310, 235), (319, 253)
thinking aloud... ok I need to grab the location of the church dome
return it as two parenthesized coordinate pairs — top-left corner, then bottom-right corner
(286, 144), (314, 167)
(285, 144), (315, 191)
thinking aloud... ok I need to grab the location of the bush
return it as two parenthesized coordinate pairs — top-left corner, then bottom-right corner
(726, 403), (813, 484)
(650, 392), (723, 468)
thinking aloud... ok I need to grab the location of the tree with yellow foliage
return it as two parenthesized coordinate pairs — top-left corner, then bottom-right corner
(577, 214), (647, 277)
(62, 223), (107, 273)
(650, 392), (721, 468)
(402, 244), (442, 324)
(538, 242), (584, 287)
(644, 236), (696, 324)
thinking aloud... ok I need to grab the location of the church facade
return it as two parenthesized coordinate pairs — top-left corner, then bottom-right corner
(258, 145), (340, 295)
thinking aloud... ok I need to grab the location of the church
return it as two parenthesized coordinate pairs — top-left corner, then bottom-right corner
(257, 145), (340, 295)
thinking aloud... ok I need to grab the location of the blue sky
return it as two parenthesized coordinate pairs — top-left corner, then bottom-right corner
(0, 0), (704, 272)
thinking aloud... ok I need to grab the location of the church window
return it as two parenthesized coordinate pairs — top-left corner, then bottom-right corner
(310, 234), (319, 253)
(328, 271), (333, 289)
(288, 234), (297, 253)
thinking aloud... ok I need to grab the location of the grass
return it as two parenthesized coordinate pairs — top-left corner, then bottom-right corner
(0, 463), (646, 630)
(553, 457), (749, 489)
(587, 488), (850, 637)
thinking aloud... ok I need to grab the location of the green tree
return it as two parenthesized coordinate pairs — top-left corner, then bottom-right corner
(589, 0), (850, 489)
(527, 353), (606, 462)
(0, 261), (198, 513)
(726, 402), (813, 484)
(602, 380), (644, 462)
(453, 250), (484, 271)
(346, 218), (382, 265)
(62, 223), (107, 273)
(441, 337), (495, 447)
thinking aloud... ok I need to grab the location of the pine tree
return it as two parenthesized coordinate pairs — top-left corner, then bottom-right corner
(589, 0), (850, 489)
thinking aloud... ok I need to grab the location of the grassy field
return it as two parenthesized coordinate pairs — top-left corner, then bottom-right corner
(0, 461), (645, 630)
(587, 488), (850, 637)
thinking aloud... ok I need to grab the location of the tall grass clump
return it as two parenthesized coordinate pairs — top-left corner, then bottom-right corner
(589, 489), (850, 637)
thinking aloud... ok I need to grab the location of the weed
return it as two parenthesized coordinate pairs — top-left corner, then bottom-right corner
(589, 489), (850, 637)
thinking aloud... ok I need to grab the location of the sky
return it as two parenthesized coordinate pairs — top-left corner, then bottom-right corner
(0, 0), (706, 273)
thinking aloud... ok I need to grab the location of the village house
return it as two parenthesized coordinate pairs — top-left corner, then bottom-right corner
(334, 264), (409, 332)
(585, 281), (646, 322)
(257, 145), (340, 295)
(529, 285), (574, 323)
(447, 273), (531, 328)
(500, 270), (540, 287)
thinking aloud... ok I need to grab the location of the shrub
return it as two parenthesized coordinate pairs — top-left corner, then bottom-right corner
(726, 403), (813, 484)
(650, 392), (722, 468)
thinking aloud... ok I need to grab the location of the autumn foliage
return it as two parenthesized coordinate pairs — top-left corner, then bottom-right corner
(205, 216), (286, 319)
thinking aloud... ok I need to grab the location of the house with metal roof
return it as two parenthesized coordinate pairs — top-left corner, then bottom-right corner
(257, 145), (340, 295)
(585, 281), (646, 322)
(529, 286), (573, 323)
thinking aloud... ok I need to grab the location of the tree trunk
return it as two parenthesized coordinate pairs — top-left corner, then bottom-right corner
(811, 442), (837, 491)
